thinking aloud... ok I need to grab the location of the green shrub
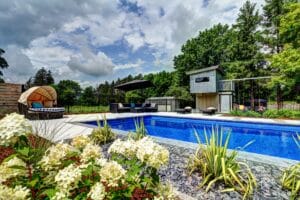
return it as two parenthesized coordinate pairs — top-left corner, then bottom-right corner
(188, 128), (256, 199)
(262, 109), (300, 119)
(230, 110), (261, 118)
(90, 115), (115, 144)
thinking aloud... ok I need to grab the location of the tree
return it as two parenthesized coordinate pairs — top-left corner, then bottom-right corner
(269, 2), (300, 107)
(55, 80), (82, 111)
(174, 24), (232, 86)
(263, 0), (287, 53)
(32, 68), (55, 86)
(0, 48), (9, 83)
(80, 86), (97, 106)
(225, 1), (266, 109)
(165, 85), (193, 104)
(46, 70), (54, 85)
(279, 2), (300, 48)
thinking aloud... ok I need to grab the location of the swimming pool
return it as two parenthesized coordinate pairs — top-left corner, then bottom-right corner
(83, 116), (300, 161)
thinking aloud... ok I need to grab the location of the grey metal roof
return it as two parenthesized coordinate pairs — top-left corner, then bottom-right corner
(186, 65), (224, 75)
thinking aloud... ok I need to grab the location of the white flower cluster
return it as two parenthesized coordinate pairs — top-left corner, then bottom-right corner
(100, 161), (126, 187)
(0, 184), (30, 200)
(51, 191), (69, 200)
(0, 113), (32, 146)
(0, 157), (27, 183)
(80, 143), (102, 163)
(71, 135), (91, 149)
(54, 164), (82, 194)
(108, 138), (137, 157)
(109, 137), (169, 169)
(88, 182), (106, 200)
(39, 143), (75, 171)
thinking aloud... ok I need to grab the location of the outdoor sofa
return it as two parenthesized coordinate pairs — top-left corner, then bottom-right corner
(18, 86), (65, 120)
(110, 102), (158, 113)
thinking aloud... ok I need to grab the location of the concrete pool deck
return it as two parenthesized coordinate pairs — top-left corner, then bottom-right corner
(30, 112), (300, 168)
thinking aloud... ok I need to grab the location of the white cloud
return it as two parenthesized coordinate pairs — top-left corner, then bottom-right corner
(0, 0), (266, 86)
(115, 59), (144, 70)
(68, 48), (114, 76)
(3, 45), (35, 83)
(124, 32), (145, 51)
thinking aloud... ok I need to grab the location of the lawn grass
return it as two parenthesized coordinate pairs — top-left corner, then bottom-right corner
(66, 105), (109, 114)
(229, 109), (300, 119)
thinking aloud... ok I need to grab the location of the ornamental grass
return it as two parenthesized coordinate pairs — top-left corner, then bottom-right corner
(188, 128), (256, 200)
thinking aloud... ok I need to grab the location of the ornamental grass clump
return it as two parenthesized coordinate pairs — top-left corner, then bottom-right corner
(188, 128), (256, 199)
(90, 115), (115, 144)
(281, 133), (300, 199)
(281, 163), (300, 199)
(129, 117), (148, 140)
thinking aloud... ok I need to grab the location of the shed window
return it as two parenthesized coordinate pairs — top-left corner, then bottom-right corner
(195, 77), (209, 83)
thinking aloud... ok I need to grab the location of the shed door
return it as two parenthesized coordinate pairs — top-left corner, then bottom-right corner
(220, 95), (231, 113)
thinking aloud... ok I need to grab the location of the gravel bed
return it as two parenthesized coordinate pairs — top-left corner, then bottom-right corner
(101, 138), (292, 200)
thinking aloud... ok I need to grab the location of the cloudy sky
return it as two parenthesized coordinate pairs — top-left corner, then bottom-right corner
(0, 0), (264, 87)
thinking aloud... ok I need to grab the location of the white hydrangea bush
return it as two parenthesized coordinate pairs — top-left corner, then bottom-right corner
(0, 184), (30, 200)
(0, 113), (32, 146)
(0, 157), (27, 183)
(0, 124), (177, 200)
(109, 136), (169, 169)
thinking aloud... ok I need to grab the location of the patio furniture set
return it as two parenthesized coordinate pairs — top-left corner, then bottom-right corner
(110, 102), (158, 113)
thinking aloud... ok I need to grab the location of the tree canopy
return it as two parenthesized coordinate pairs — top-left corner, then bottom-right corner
(0, 48), (9, 83)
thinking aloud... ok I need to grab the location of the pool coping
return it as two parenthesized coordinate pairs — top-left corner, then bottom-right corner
(72, 113), (299, 168)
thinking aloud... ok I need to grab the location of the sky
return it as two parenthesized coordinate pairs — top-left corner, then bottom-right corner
(0, 0), (264, 87)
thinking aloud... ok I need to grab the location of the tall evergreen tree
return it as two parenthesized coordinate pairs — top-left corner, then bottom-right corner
(226, 1), (266, 109)
(46, 70), (54, 85)
(174, 24), (232, 86)
(0, 48), (9, 83)
(262, 0), (296, 53)
(32, 68), (55, 86)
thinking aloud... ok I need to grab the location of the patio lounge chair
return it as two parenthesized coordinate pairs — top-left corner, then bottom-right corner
(18, 86), (65, 120)
(176, 106), (192, 114)
(200, 107), (217, 115)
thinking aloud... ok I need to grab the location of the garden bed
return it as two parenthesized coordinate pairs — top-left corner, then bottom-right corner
(102, 139), (291, 200)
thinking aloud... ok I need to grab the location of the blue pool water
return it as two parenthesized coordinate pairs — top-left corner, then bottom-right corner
(83, 116), (300, 161)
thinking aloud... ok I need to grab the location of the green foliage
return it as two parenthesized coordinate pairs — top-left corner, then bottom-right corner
(173, 23), (232, 86)
(165, 85), (193, 102)
(262, 109), (300, 119)
(280, 2), (300, 48)
(230, 110), (262, 118)
(188, 128), (256, 199)
(80, 86), (97, 106)
(90, 115), (115, 145)
(31, 67), (55, 86)
(54, 80), (82, 110)
(125, 91), (144, 103)
(66, 105), (109, 114)
(269, 46), (300, 92)
(230, 109), (300, 119)
(281, 130), (299, 200)
(281, 163), (300, 199)
(225, 1), (267, 80)
(0, 48), (8, 81)
(129, 118), (148, 140)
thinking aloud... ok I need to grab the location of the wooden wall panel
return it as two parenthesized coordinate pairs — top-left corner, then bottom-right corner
(0, 83), (22, 114)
